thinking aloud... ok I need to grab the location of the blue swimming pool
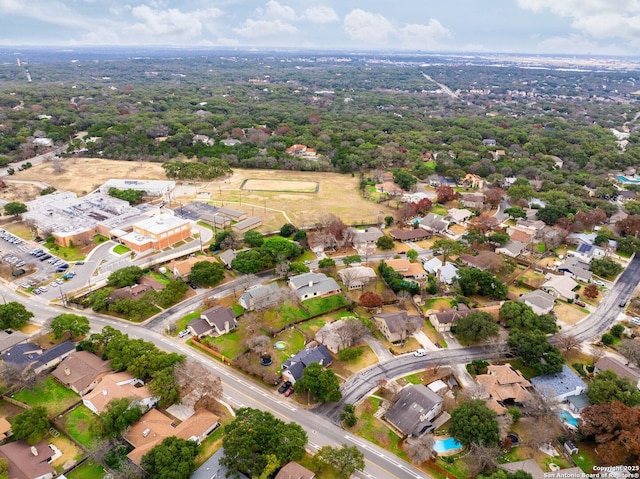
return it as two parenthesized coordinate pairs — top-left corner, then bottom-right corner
(558, 411), (579, 427)
(434, 437), (462, 454)
(617, 175), (640, 184)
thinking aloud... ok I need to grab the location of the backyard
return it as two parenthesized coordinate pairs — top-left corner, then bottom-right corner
(60, 404), (102, 449)
(66, 461), (105, 479)
(302, 294), (349, 316)
(12, 376), (80, 416)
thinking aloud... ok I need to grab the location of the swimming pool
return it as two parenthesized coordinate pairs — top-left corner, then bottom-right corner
(558, 410), (579, 428)
(434, 437), (462, 454)
(617, 175), (640, 184)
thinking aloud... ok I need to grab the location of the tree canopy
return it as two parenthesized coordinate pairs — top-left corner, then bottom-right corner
(221, 408), (307, 478)
(498, 302), (557, 334)
(453, 311), (499, 343)
(313, 445), (365, 479)
(3, 201), (27, 216)
(141, 436), (200, 479)
(295, 362), (342, 403)
(11, 406), (49, 445)
(50, 313), (90, 339)
(507, 330), (564, 375)
(586, 370), (640, 407)
(0, 302), (33, 329)
(96, 398), (144, 437)
(107, 187), (145, 204)
(107, 266), (145, 288)
(590, 257), (624, 279)
(188, 261), (225, 286)
(455, 267), (508, 300)
(449, 400), (500, 447)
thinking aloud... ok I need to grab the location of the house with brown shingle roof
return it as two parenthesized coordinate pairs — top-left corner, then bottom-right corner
(476, 364), (532, 410)
(0, 440), (55, 479)
(275, 462), (316, 479)
(459, 251), (504, 272)
(390, 229), (431, 242)
(51, 350), (112, 396)
(385, 258), (428, 280)
(124, 408), (220, 465)
(372, 311), (422, 343)
(188, 305), (238, 338)
(428, 304), (471, 332)
(82, 371), (157, 415)
(169, 256), (222, 278)
(0, 417), (11, 442)
(595, 356), (640, 389)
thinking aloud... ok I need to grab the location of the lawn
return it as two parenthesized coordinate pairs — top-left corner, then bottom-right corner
(45, 242), (87, 261)
(263, 300), (310, 330)
(572, 441), (599, 473)
(149, 271), (171, 285)
(174, 310), (201, 333)
(352, 397), (408, 461)
(303, 294), (349, 316)
(66, 461), (105, 479)
(113, 244), (130, 254)
(373, 330), (421, 355)
(203, 330), (245, 360)
(506, 359), (539, 380)
(50, 433), (84, 472)
(93, 234), (109, 244)
(422, 297), (454, 312)
(296, 317), (327, 338)
(62, 405), (102, 448)
(331, 345), (378, 377)
(13, 377), (80, 416)
(431, 205), (448, 215)
(271, 328), (307, 365)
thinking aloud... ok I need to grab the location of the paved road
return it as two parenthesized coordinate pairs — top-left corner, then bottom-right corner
(0, 146), (66, 177)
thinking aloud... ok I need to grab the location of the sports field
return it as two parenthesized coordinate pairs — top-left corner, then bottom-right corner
(240, 178), (319, 193)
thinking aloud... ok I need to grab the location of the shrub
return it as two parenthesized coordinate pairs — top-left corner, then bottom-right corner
(338, 347), (364, 362)
(601, 333), (614, 345)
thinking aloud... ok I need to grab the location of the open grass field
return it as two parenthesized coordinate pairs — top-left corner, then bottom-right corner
(14, 159), (396, 230)
(331, 345), (378, 377)
(13, 377), (80, 416)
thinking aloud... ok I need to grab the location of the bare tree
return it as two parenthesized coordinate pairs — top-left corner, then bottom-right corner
(338, 268), (362, 289)
(51, 157), (65, 174)
(396, 290), (412, 310)
(246, 335), (271, 356)
(464, 443), (500, 477)
(402, 435), (436, 465)
(0, 363), (37, 391)
(333, 319), (367, 350)
(398, 314), (422, 345)
(522, 391), (557, 418)
(275, 260), (290, 279)
(555, 333), (581, 352)
(619, 338), (640, 367)
(174, 361), (223, 410)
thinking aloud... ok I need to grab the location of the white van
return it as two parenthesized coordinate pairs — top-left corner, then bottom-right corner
(414, 349), (427, 357)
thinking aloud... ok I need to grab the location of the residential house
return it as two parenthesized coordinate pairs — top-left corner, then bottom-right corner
(403, 192), (432, 204)
(444, 208), (473, 224)
(384, 385), (443, 437)
(517, 290), (556, 315)
(428, 304), (471, 332)
(3, 341), (75, 375)
(389, 229), (431, 242)
(0, 330), (27, 353)
(0, 417), (11, 442)
(109, 276), (166, 302)
(422, 257), (443, 274)
(188, 305), (238, 338)
(530, 365), (588, 402)
(192, 134), (214, 146)
(491, 150), (506, 161)
(275, 462), (316, 479)
(1, 342), (42, 371)
(288, 272), (341, 301)
(192, 449), (249, 479)
(220, 138), (241, 147)
(83, 371), (157, 415)
(475, 364), (532, 414)
(459, 193), (486, 211)
(170, 256), (223, 277)
(353, 227), (383, 245)
(315, 319), (355, 353)
(239, 283), (281, 311)
(423, 259), (458, 285)
(557, 258), (592, 283)
(506, 227), (536, 246)
(124, 408), (220, 465)
(418, 213), (449, 234)
(542, 274), (578, 301)
(569, 243), (606, 263)
(516, 218), (546, 232)
(232, 216), (262, 234)
(460, 173), (484, 189)
(285, 144), (317, 158)
(372, 311), (422, 343)
(51, 350), (112, 396)
(281, 345), (333, 384)
(459, 251), (504, 272)
(337, 266), (377, 290)
(495, 240), (526, 258)
(0, 441), (56, 479)
(595, 356), (640, 389)
(482, 139), (497, 146)
(385, 258), (428, 280)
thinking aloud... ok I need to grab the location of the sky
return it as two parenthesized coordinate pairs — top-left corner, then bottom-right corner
(1, 0), (639, 56)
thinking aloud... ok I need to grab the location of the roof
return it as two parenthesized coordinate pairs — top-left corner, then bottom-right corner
(188, 318), (213, 336)
(507, 227), (535, 244)
(192, 449), (250, 479)
(430, 305), (471, 325)
(439, 263), (458, 284)
(595, 356), (640, 383)
(517, 290), (556, 313)
(353, 227), (383, 243)
(134, 213), (190, 235)
(170, 256), (221, 276)
(52, 350), (112, 393)
(542, 274), (578, 299)
(530, 365), (587, 399)
(497, 240), (525, 256)
(557, 257), (593, 282)
(233, 216), (262, 230)
(390, 229), (431, 241)
(419, 213), (449, 232)
(567, 393), (591, 411)
(445, 208), (473, 223)
(289, 272), (328, 290)
(201, 305), (237, 331)
(385, 385), (443, 436)
(476, 364), (532, 403)
(83, 372), (153, 414)
(282, 345), (333, 378)
(0, 417), (11, 441)
(124, 408), (220, 465)
(0, 441), (55, 479)
(1, 342), (42, 366)
(499, 459), (545, 479)
(0, 330), (28, 352)
(374, 311), (421, 334)
(275, 462), (316, 479)
(289, 273), (340, 299)
(459, 251), (503, 271)
(239, 283), (281, 308)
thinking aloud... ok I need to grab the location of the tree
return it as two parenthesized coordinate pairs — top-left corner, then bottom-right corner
(616, 214), (640, 237)
(50, 313), (90, 339)
(583, 283), (599, 299)
(507, 181), (535, 202)
(107, 266), (145, 288)
(262, 237), (302, 261)
(96, 398), (144, 437)
(0, 301), (34, 329)
(174, 361), (223, 410)
(554, 333), (581, 352)
(340, 404), (357, 427)
(485, 187), (505, 207)
(479, 469), (533, 479)
(342, 254), (361, 266)
(314, 445), (365, 479)
(318, 258), (336, 269)
(11, 406), (49, 445)
(498, 302), (557, 334)
(141, 436), (200, 479)
(456, 267), (508, 300)
(504, 206), (526, 219)
(580, 401), (640, 466)
(586, 370), (640, 407)
(507, 330), (564, 375)
(332, 319), (367, 350)
(590, 257), (623, 279)
(359, 291), (383, 310)
(406, 249), (418, 261)
(393, 169), (417, 191)
(280, 223), (296, 237)
(221, 408), (307, 478)
(108, 187), (145, 204)
(243, 230), (264, 248)
(376, 235), (394, 250)
(0, 458), (8, 479)
(413, 198), (433, 215)
(610, 323), (625, 338)
(402, 435), (436, 465)
(465, 443), (501, 478)
(3, 201), (27, 216)
(211, 230), (239, 251)
(188, 261), (225, 287)
(432, 238), (464, 263)
(296, 362), (342, 403)
(453, 311), (499, 343)
(436, 185), (459, 203)
(619, 338), (640, 367)
(449, 400), (500, 447)
(384, 215), (394, 227)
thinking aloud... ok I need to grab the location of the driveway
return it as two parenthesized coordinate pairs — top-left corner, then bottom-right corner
(363, 333), (394, 363)
(412, 330), (438, 351)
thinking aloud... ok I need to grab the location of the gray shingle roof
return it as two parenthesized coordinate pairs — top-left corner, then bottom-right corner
(384, 385), (443, 436)
(530, 365), (587, 399)
(282, 345), (333, 380)
(32, 341), (75, 369)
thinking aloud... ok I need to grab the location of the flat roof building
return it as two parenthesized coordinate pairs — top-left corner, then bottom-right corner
(98, 179), (175, 197)
(120, 213), (193, 253)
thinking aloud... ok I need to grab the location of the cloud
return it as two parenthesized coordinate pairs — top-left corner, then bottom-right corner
(233, 19), (298, 39)
(260, 0), (297, 21)
(302, 5), (339, 24)
(399, 19), (451, 49)
(128, 5), (223, 40)
(343, 9), (395, 45)
(534, 34), (628, 55)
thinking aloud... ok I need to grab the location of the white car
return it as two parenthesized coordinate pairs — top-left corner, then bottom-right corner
(593, 280), (606, 287)
(413, 349), (427, 357)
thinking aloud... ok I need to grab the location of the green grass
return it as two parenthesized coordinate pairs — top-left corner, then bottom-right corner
(13, 377), (80, 416)
(435, 456), (468, 479)
(506, 359), (539, 380)
(62, 405), (101, 448)
(149, 271), (171, 285)
(431, 205), (448, 215)
(176, 310), (201, 332)
(271, 328), (307, 364)
(352, 397), (408, 460)
(113, 244), (130, 254)
(46, 244), (86, 261)
(303, 294), (348, 316)
(263, 301), (310, 330)
(204, 331), (245, 359)
(298, 250), (317, 262)
(197, 220), (215, 231)
(66, 461), (105, 479)
(296, 317), (327, 337)
(401, 372), (425, 385)
(93, 234), (109, 244)
(534, 243), (546, 253)
(572, 442), (599, 473)
(232, 304), (245, 316)
(174, 240), (187, 247)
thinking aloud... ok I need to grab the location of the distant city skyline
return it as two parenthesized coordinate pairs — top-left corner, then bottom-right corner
(0, 1), (639, 56)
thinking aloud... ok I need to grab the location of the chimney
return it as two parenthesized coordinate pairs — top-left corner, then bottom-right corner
(30, 446), (38, 456)
(64, 367), (71, 376)
(102, 389), (108, 396)
(309, 280), (313, 288)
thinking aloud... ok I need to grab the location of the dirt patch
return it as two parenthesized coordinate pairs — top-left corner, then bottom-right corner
(0, 182), (42, 203)
(554, 302), (588, 327)
(448, 224), (466, 235)
(241, 178), (318, 192)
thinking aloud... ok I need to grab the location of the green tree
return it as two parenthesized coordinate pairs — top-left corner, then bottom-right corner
(314, 445), (365, 479)
(141, 436), (200, 479)
(376, 235), (394, 250)
(292, 229), (307, 243)
(432, 238), (464, 263)
(188, 261), (225, 287)
(0, 457), (8, 479)
(280, 223), (296, 237)
(221, 408), (307, 478)
(590, 257), (624, 279)
(453, 311), (499, 343)
(296, 362), (342, 403)
(318, 258), (336, 269)
(262, 236), (302, 260)
(586, 370), (640, 407)
(342, 255), (361, 265)
(0, 301), (34, 329)
(340, 404), (357, 427)
(479, 470), (533, 479)
(406, 249), (418, 261)
(244, 230), (264, 248)
(393, 170), (417, 191)
(507, 330), (564, 375)
(96, 398), (144, 437)
(456, 267), (508, 300)
(3, 201), (27, 216)
(498, 302), (557, 334)
(507, 181), (535, 202)
(148, 366), (181, 408)
(107, 187), (145, 204)
(384, 216), (394, 227)
(449, 400), (500, 447)
(231, 249), (274, 273)
(107, 266), (145, 288)
(11, 406), (49, 445)
(50, 313), (90, 339)
(504, 206), (527, 219)
(211, 229), (238, 251)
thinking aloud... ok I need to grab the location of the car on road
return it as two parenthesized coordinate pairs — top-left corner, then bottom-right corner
(619, 300), (627, 308)
(413, 349), (427, 357)
(284, 387), (295, 397)
(278, 381), (292, 394)
(75, 261), (85, 265)
(575, 300), (586, 307)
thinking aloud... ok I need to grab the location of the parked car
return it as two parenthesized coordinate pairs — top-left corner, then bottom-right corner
(593, 280), (606, 287)
(413, 349), (427, 357)
(178, 330), (190, 338)
(619, 300), (627, 308)
(278, 381), (292, 394)
(284, 387), (295, 397)
(575, 300), (586, 307)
